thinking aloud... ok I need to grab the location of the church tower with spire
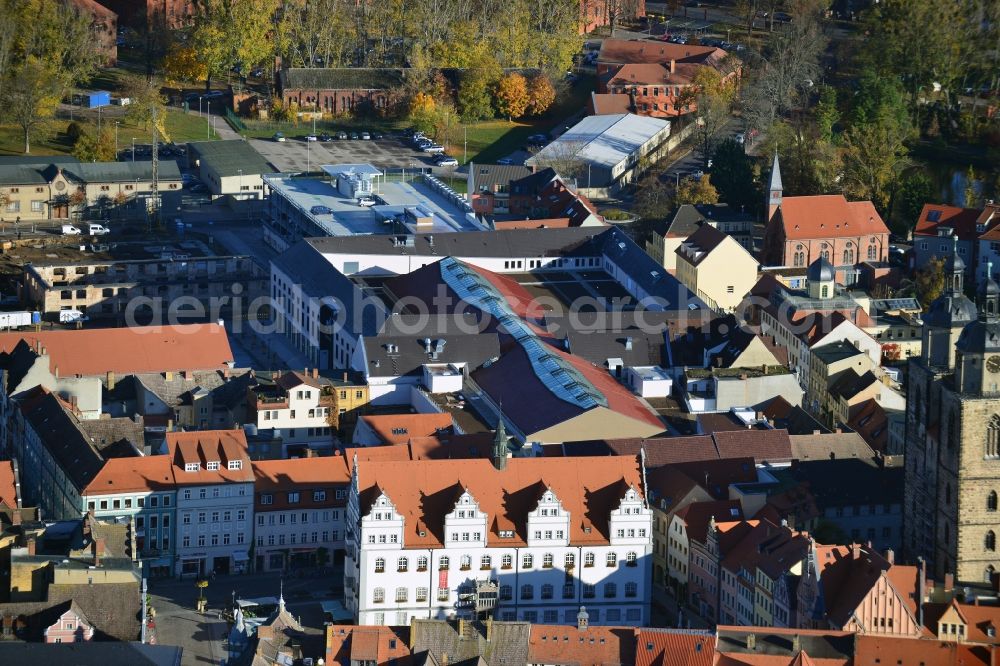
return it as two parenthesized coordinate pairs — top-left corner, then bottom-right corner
(766, 152), (783, 223)
(492, 415), (509, 471)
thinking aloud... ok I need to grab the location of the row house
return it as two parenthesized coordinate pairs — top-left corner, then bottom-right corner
(82, 456), (178, 578)
(248, 369), (370, 455)
(345, 436), (654, 627)
(252, 456), (351, 572)
(665, 500), (743, 598)
(913, 202), (1000, 281)
(170, 430), (254, 578)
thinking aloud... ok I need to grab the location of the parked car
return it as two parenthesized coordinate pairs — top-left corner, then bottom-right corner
(349, 131), (359, 140)
(422, 144), (445, 154)
(733, 133), (745, 145)
(527, 133), (548, 145)
(360, 131), (371, 140)
(337, 131), (348, 140)
(310, 205), (332, 215)
(358, 196), (377, 207)
(61, 225), (82, 235)
(87, 224), (111, 236)
(320, 133), (333, 142)
(372, 131), (384, 140)
(690, 169), (705, 180)
(304, 134), (318, 142)
(435, 156), (459, 167)
(273, 132), (286, 142)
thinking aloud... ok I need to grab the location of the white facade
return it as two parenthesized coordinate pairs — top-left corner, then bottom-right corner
(422, 364), (463, 394)
(176, 481), (254, 577)
(625, 366), (672, 398)
(253, 382), (337, 455)
(344, 478), (654, 627)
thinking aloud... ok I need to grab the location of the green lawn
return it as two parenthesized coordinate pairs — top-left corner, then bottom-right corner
(0, 108), (219, 157)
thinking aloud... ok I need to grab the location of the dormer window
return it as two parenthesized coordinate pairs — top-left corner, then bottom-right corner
(207, 461), (220, 471)
(184, 462), (200, 472)
(228, 460), (242, 470)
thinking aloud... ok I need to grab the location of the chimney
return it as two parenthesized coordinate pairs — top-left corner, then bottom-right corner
(669, 59), (676, 74)
(26, 536), (36, 556)
(885, 548), (894, 564)
(313, 368), (319, 379)
(746, 633), (756, 650)
(917, 556), (927, 627)
(458, 618), (467, 638)
(106, 371), (116, 390)
(945, 572), (955, 592)
(93, 536), (105, 567)
(54, 365), (59, 379)
(165, 371), (173, 381)
(577, 606), (589, 631)
(182, 370), (192, 380)
(852, 543), (861, 560)
(486, 616), (494, 642)
(792, 635), (800, 653)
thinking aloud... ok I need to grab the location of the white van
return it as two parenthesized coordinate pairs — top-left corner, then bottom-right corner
(61, 225), (82, 235)
(88, 224), (111, 236)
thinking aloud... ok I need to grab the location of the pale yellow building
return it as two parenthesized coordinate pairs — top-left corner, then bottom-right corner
(675, 223), (759, 312)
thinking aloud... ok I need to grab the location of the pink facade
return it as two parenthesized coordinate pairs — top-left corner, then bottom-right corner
(841, 573), (921, 636)
(44, 608), (94, 644)
(780, 235), (889, 271)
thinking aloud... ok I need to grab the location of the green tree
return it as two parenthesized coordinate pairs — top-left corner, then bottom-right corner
(840, 116), (911, 214)
(690, 68), (734, 168)
(814, 85), (839, 143)
(1, 57), (62, 153)
(710, 139), (757, 211)
(120, 74), (170, 141)
(633, 174), (673, 223)
(850, 68), (910, 131)
(964, 165), (980, 209)
(675, 175), (720, 206)
(896, 171), (934, 229)
(457, 56), (501, 121)
(915, 257), (946, 312)
(495, 73), (529, 121)
(408, 92), (438, 134)
(72, 127), (116, 162)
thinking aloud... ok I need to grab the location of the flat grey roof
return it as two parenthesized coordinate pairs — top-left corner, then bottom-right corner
(321, 163), (383, 179)
(306, 226), (601, 257)
(265, 174), (482, 236)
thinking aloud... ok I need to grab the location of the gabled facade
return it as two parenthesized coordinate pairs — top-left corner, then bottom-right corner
(345, 455), (654, 627)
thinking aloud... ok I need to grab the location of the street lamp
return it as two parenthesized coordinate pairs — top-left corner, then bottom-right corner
(199, 96), (203, 117)
(206, 101), (211, 139)
(131, 137), (136, 164)
(114, 121), (120, 156)
(306, 141), (310, 173)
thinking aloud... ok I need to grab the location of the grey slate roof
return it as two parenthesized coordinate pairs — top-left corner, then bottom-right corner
(652, 203), (753, 239)
(468, 162), (533, 191)
(21, 392), (110, 493)
(411, 619), (531, 666)
(363, 332), (501, 377)
(0, 160), (181, 187)
(78, 416), (145, 458)
(188, 139), (274, 177)
(273, 240), (387, 337)
(279, 67), (406, 91)
(0, 165), (49, 185)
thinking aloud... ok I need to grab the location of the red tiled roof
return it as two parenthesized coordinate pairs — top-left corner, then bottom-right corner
(777, 196), (888, 241)
(712, 429), (794, 463)
(355, 455), (645, 548)
(493, 218), (575, 229)
(598, 39), (726, 66)
(84, 455), (176, 495)
(345, 433), (496, 466)
(167, 429), (254, 484)
(359, 413), (454, 446)
(252, 456), (350, 492)
(675, 500), (743, 543)
(608, 62), (702, 87)
(923, 601), (1000, 644)
(854, 634), (993, 666)
(326, 625), (412, 666)
(914, 204), (984, 240)
(0, 461), (16, 507)
(0, 324), (234, 377)
(590, 93), (636, 116)
(635, 629), (715, 666)
(528, 625), (637, 666)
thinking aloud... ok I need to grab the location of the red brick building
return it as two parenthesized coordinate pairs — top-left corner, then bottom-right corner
(69, 0), (118, 65)
(277, 68), (405, 116)
(591, 40), (735, 118)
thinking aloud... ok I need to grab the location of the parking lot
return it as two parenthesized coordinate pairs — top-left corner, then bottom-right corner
(249, 134), (462, 173)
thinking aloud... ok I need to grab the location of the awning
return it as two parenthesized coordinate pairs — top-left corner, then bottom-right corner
(232, 550), (250, 561)
(320, 600), (353, 622)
